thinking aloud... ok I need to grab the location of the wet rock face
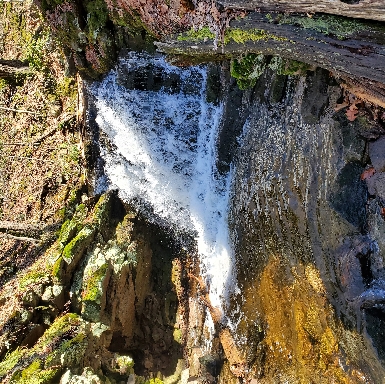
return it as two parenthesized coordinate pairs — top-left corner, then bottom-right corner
(227, 67), (385, 382)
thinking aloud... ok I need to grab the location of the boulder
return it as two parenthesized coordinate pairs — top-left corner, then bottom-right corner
(369, 136), (385, 172)
(366, 172), (385, 199)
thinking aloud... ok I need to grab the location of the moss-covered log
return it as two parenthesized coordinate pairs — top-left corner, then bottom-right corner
(157, 12), (385, 106)
(218, 0), (385, 22)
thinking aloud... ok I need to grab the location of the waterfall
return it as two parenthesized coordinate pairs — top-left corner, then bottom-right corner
(90, 52), (236, 313)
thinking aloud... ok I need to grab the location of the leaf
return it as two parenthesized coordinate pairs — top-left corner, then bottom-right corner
(360, 167), (376, 180)
(346, 105), (358, 121)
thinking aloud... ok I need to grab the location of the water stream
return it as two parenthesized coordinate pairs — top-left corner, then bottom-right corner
(90, 52), (237, 313)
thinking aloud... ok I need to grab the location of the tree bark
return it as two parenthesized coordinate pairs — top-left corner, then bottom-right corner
(157, 12), (385, 106)
(218, 0), (385, 22)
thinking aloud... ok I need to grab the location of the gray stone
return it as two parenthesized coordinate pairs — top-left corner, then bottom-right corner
(369, 136), (385, 172)
(366, 172), (385, 199)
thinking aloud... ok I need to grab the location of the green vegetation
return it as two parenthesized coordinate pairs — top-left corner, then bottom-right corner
(38, 313), (80, 346)
(52, 256), (63, 279)
(86, 0), (109, 41)
(10, 360), (58, 384)
(230, 53), (266, 90)
(268, 56), (312, 76)
(58, 219), (81, 246)
(82, 263), (108, 302)
(145, 379), (164, 384)
(177, 27), (288, 47)
(277, 14), (365, 40)
(19, 269), (50, 291)
(177, 27), (216, 42)
(0, 348), (27, 377)
(224, 28), (287, 44)
(173, 328), (182, 344)
(62, 225), (95, 263)
(0, 314), (84, 382)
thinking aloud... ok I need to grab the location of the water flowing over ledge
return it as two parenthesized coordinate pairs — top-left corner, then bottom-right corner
(89, 52), (237, 312)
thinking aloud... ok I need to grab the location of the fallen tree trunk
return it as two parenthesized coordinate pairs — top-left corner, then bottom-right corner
(218, 0), (385, 22)
(156, 12), (385, 106)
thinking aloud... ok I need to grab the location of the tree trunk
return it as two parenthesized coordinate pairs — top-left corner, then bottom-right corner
(218, 0), (385, 22)
(156, 12), (385, 106)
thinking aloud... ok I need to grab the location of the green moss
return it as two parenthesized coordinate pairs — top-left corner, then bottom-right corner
(82, 263), (108, 302)
(11, 360), (58, 384)
(86, 0), (109, 41)
(45, 332), (86, 367)
(268, 56), (312, 76)
(51, 256), (63, 279)
(92, 193), (111, 227)
(36, 313), (80, 349)
(0, 348), (26, 377)
(145, 379), (164, 384)
(62, 225), (95, 263)
(224, 28), (287, 45)
(24, 29), (50, 72)
(0, 315), (85, 381)
(278, 14), (365, 40)
(57, 219), (80, 246)
(230, 53), (266, 90)
(177, 26), (215, 42)
(19, 269), (49, 290)
(0, 79), (8, 91)
(173, 328), (182, 344)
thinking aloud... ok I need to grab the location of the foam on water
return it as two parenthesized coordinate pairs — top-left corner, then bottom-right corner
(90, 52), (235, 311)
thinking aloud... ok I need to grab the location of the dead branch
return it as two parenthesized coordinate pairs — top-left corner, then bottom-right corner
(0, 232), (40, 243)
(0, 220), (43, 239)
(0, 106), (38, 115)
(189, 273), (247, 377)
(0, 60), (30, 80)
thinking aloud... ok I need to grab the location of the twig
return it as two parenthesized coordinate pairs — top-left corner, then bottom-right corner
(5, 156), (55, 163)
(0, 233), (39, 243)
(0, 220), (43, 231)
(0, 106), (39, 115)
(33, 127), (58, 144)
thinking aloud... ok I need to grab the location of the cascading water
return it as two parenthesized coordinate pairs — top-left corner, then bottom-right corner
(90, 52), (236, 318)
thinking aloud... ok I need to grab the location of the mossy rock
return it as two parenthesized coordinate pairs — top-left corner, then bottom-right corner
(0, 314), (87, 382)
(10, 360), (59, 384)
(230, 53), (266, 90)
(60, 225), (96, 284)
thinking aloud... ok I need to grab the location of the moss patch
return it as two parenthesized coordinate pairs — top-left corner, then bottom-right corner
(62, 225), (95, 263)
(0, 314), (85, 381)
(230, 53), (266, 90)
(177, 27), (215, 42)
(11, 360), (58, 384)
(19, 268), (50, 291)
(268, 56), (312, 76)
(0, 348), (27, 377)
(224, 28), (287, 44)
(277, 14), (365, 40)
(82, 263), (108, 302)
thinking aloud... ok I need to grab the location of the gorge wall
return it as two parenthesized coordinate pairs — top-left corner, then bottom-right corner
(1, 0), (385, 383)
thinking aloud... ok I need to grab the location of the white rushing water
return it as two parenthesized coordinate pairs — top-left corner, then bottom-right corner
(90, 52), (236, 312)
